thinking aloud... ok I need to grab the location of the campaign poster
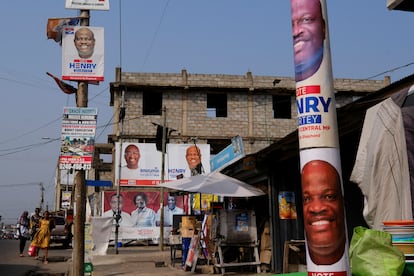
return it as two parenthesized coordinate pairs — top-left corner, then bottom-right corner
(166, 144), (211, 180)
(102, 190), (186, 241)
(115, 143), (211, 186)
(65, 0), (110, 11)
(299, 148), (349, 275)
(166, 144), (215, 213)
(62, 26), (104, 82)
(59, 107), (97, 170)
(291, 0), (338, 149)
(291, 0), (349, 274)
(115, 143), (163, 186)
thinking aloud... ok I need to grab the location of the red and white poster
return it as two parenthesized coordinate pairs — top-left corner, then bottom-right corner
(61, 26), (104, 82)
(102, 190), (187, 241)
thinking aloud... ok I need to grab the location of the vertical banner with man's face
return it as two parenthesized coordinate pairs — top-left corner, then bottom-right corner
(62, 26), (104, 82)
(290, 0), (349, 274)
(300, 148), (349, 275)
(291, 0), (337, 149)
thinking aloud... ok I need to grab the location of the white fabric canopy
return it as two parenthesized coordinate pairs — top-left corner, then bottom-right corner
(159, 171), (265, 197)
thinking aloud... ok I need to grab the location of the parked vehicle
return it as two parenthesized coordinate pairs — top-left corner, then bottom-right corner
(50, 216), (72, 248)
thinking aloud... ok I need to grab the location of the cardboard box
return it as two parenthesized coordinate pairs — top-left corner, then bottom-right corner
(180, 228), (195, 238)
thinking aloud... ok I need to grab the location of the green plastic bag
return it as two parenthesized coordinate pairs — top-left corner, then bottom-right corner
(349, 226), (405, 276)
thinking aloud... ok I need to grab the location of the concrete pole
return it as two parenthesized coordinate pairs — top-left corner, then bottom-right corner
(72, 9), (89, 276)
(289, 0), (349, 274)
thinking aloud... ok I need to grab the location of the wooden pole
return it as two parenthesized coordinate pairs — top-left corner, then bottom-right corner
(72, 9), (89, 276)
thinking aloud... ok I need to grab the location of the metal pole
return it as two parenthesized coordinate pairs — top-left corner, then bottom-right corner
(40, 182), (44, 211)
(72, 9), (89, 276)
(115, 69), (125, 254)
(159, 106), (167, 251)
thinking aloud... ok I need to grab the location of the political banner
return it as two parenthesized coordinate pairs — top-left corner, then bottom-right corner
(102, 190), (187, 241)
(62, 26), (104, 82)
(115, 143), (210, 186)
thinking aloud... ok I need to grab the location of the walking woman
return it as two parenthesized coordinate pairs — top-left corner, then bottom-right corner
(30, 211), (53, 264)
(29, 208), (41, 240)
(17, 211), (30, 257)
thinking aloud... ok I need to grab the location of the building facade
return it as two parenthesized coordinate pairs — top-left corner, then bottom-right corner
(108, 68), (388, 158)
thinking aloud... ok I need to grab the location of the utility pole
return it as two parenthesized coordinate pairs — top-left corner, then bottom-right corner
(40, 182), (44, 211)
(159, 106), (167, 251)
(72, 9), (89, 276)
(115, 67), (125, 255)
(55, 164), (61, 212)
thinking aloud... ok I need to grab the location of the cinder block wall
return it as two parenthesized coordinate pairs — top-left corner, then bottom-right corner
(114, 71), (387, 155)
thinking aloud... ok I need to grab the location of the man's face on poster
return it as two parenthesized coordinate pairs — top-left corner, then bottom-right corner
(291, 0), (325, 81)
(124, 145), (140, 169)
(167, 196), (176, 210)
(135, 195), (146, 209)
(74, 27), (95, 59)
(301, 160), (346, 265)
(186, 146), (201, 169)
(110, 195), (123, 212)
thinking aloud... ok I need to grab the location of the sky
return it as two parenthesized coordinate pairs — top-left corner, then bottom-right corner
(0, 0), (413, 225)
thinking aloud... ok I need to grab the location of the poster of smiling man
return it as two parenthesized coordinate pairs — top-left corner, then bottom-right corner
(115, 143), (163, 186)
(62, 26), (104, 82)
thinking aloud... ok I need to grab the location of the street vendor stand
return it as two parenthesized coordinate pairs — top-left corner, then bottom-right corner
(159, 172), (266, 273)
(212, 209), (261, 275)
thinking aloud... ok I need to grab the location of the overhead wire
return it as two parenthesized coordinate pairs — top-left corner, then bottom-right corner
(1, 54), (413, 157)
(365, 61), (414, 80)
(140, 0), (170, 71)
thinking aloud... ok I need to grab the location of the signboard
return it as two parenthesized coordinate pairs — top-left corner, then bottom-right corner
(59, 107), (97, 170)
(115, 143), (210, 186)
(166, 143), (211, 179)
(210, 136), (244, 172)
(102, 190), (186, 240)
(61, 191), (72, 209)
(65, 0), (110, 11)
(60, 169), (75, 185)
(62, 26), (104, 82)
